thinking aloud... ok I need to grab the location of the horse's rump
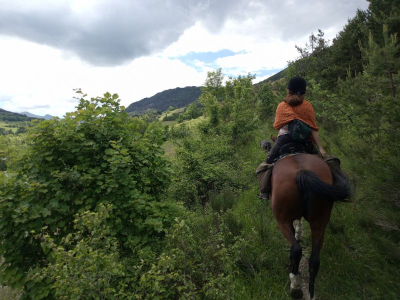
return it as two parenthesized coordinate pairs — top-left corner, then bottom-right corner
(271, 154), (351, 221)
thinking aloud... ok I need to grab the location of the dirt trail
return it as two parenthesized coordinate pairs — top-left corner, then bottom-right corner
(299, 252), (310, 300)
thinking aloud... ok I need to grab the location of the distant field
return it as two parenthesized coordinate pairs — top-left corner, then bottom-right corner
(159, 107), (185, 120)
(0, 121), (19, 133)
(185, 116), (205, 127)
(162, 120), (178, 126)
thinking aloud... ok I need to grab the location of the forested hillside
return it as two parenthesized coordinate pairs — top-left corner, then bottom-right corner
(0, 108), (34, 122)
(0, 0), (399, 299)
(125, 86), (202, 114)
(255, 68), (286, 86)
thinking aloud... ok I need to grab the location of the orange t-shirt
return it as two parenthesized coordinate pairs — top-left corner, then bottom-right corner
(273, 99), (318, 131)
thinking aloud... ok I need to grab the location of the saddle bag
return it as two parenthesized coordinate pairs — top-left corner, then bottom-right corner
(288, 119), (312, 142)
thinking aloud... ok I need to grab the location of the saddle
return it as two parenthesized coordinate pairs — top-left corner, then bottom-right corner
(279, 142), (307, 156)
(276, 141), (317, 163)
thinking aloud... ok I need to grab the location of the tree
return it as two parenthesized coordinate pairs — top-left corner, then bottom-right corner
(366, 0), (400, 46)
(165, 105), (175, 118)
(361, 26), (400, 97)
(200, 70), (225, 126)
(288, 30), (332, 86)
(256, 84), (277, 120)
(202, 68), (225, 101)
(327, 9), (368, 83)
(184, 102), (201, 120)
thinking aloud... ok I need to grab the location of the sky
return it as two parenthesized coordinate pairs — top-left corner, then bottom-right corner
(0, 0), (369, 117)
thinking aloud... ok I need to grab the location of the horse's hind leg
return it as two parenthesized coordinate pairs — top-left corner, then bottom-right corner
(277, 223), (303, 299)
(290, 242), (303, 299)
(309, 224), (328, 300)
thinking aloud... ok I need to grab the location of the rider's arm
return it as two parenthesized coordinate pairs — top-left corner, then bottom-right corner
(311, 130), (326, 158)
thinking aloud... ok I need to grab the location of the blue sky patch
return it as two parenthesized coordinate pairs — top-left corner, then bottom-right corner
(173, 50), (284, 81)
(175, 49), (246, 70)
(255, 68), (282, 79)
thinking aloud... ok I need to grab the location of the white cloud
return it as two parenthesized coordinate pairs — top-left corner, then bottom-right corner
(161, 23), (301, 77)
(0, 37), (206, 117)
(0, 0), (370, 116)
(214, 40), (299, 75)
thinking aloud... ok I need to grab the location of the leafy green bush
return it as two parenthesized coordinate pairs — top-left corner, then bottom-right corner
(171, 131), (239, 206)
(38, 204), (128, 300)
(0, 134), (28, 171)
(0, 92), (178, 298)
(137, 214), (243, 299)
(209, 187), (237, 213)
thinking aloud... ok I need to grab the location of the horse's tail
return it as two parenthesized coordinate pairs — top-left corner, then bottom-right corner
(296, 170), (352, 203)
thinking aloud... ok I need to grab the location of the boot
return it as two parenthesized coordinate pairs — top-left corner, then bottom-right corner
(324, 155), (342, 174)
(256, 162), (273, 200)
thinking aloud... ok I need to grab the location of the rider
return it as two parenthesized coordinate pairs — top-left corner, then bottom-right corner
(266, 76), (326, 163)
(258, 76), (326, 199)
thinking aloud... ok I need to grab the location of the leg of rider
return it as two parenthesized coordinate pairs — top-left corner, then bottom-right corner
(305, 140), (318, 155)
(260, 134), (292, 199)
(266, 134), (292, 164)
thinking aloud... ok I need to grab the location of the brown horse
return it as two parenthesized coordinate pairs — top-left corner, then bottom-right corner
(271, 153), (351, 300)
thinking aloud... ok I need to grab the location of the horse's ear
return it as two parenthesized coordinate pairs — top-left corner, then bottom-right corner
(271, 134), (277, 142)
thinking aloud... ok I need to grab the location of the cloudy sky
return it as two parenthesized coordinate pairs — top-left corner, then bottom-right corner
(0, 0), (369, 117)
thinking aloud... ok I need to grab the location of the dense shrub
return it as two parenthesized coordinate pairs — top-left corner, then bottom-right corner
(0, 92), (179, 298)
(38, 204), (129, 299)
(137, 212), (243, 299)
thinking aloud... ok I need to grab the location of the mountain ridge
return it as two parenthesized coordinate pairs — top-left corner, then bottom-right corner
(0, 108), (35, 122)
(21, 111), (53, 120)
(125, 86), (202, 114)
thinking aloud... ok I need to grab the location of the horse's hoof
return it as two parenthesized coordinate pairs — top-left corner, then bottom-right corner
(290, 288), (303, 299)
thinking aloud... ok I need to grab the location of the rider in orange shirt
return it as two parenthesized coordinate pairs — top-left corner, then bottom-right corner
(258, 76), (326, 200)
(265, 76), (326, 164)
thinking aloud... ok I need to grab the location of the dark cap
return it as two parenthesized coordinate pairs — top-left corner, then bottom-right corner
(288, 76), (306, 95)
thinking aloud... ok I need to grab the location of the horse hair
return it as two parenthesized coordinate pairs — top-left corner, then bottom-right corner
(296, 169), (352, 202)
